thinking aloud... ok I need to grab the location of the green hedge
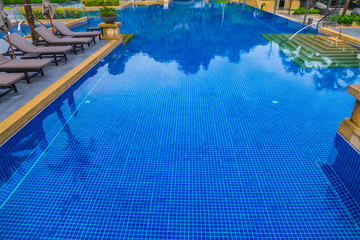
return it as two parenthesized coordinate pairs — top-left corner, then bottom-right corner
(337, 14), (358, 25)
(20, 7), (84, 19)
(355, 17), (360, 26)
(81, 0), (119, 6)
(293, 8), (320, 15)
(3, 0), (68, 4)
(329, 14), (360, 25)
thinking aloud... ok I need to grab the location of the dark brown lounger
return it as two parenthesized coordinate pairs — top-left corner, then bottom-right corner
(3, 33), (72, 66)
(53, 21), (101, 43)
(0, 73), (25, 97)
(0, 55), (51, 83)
(35, 26), (92, 54)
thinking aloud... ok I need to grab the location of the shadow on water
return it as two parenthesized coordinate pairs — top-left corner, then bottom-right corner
(0, 96), (77, 185)
(0, 78), (85, 186)
(47, 122), (99, 183)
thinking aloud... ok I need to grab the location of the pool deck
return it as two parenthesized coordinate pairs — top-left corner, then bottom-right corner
(330, 27), (360, 39)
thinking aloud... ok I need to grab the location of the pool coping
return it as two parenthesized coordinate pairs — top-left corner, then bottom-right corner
(318, 27), (360, 46)
(0, 37), (126, 146)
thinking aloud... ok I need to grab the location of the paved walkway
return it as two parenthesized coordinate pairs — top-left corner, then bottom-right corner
(276, 9), (326, 24)
(0, 39), (109, 122)
(276, 9), (324, 23)
(330, 27), (360, 38)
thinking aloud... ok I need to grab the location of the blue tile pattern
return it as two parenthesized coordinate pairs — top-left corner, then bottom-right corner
(327, 134), (360, 208)
(1, 2), (360, 239)
(321, 159), (360, 226)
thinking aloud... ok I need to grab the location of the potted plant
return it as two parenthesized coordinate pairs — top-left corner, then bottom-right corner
(99, 7), (118, 23)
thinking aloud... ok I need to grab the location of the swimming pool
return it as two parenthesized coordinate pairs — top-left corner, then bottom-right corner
(1, 2), (360, 239)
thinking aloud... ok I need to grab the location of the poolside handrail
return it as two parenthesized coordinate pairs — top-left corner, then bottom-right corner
(287, 6), (341, 43)
(335, 25), (342, 40)
(318, 6), (341, 23)
(17, 19), (27, 37)
(288, 22), (318, 41)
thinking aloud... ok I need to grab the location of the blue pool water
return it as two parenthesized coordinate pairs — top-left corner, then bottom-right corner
(1, 2), (360, 239)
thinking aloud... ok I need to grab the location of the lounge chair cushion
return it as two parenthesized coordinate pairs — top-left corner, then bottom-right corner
(5, 33), (37, 51)
(0, 57), (10, 65)
(65, 31), (101, 38)
(35, 26), (92, 45)
(31, 46), (72, 54)
(0, 55), (51, 70)
(53, 21), (101, 38)
(0, 73), (24, 87)
(4, 33), (72, 54)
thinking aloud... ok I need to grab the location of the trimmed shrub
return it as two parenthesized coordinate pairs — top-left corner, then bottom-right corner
(20, 7), (84, 19)
(81, 0), (119, 6)
(337, 14), (358, 25)
(99, 7), (117, 17)
(293, 8), (320, 15)
(355, 17), (360, 25)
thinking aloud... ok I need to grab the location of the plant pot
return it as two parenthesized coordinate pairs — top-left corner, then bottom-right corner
(100, 16), (118, 23)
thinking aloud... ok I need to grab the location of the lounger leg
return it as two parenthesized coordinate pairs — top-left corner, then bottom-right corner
(24, 72), (30, 84)
(93, 37), (96, 44)
(64, 53), (67, 61)
(41, 69), (44, 76)
(87, 42), (90, 47)
(13, 84), (18, 93)
(73, 45), (77, 55)
(54, 54), (58, 66)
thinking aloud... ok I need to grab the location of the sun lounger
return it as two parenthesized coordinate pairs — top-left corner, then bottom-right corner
(0, 55), (51, 83)
(35, 26), (92, 54)
(53, 21), (101, 43)
(0, 73), (25, 97)
(3, 33), (72, 66)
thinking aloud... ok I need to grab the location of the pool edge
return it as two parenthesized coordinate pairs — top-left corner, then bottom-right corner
(0, 35), (133, 146)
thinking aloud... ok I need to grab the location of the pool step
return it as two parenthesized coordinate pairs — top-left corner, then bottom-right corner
(269, 34), (357, 54)
(261, 33), (360, 68)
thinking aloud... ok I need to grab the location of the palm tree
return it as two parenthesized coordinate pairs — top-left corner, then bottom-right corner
(23, 0), (39, 42)
(342, 0), (350, 16)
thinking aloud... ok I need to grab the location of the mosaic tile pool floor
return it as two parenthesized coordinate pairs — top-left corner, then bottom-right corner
(1, 2), (360, 239)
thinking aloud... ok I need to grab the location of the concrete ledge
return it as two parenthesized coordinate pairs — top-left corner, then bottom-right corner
(135, 1), (163, 5)
(338, 119), (360, 152)
(0, 35), (133, 145)
(99, 22), (123, 40)
(338, 85), (360, 152)
(347, 85), (360, 100)
(319, 27), (360, 47)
